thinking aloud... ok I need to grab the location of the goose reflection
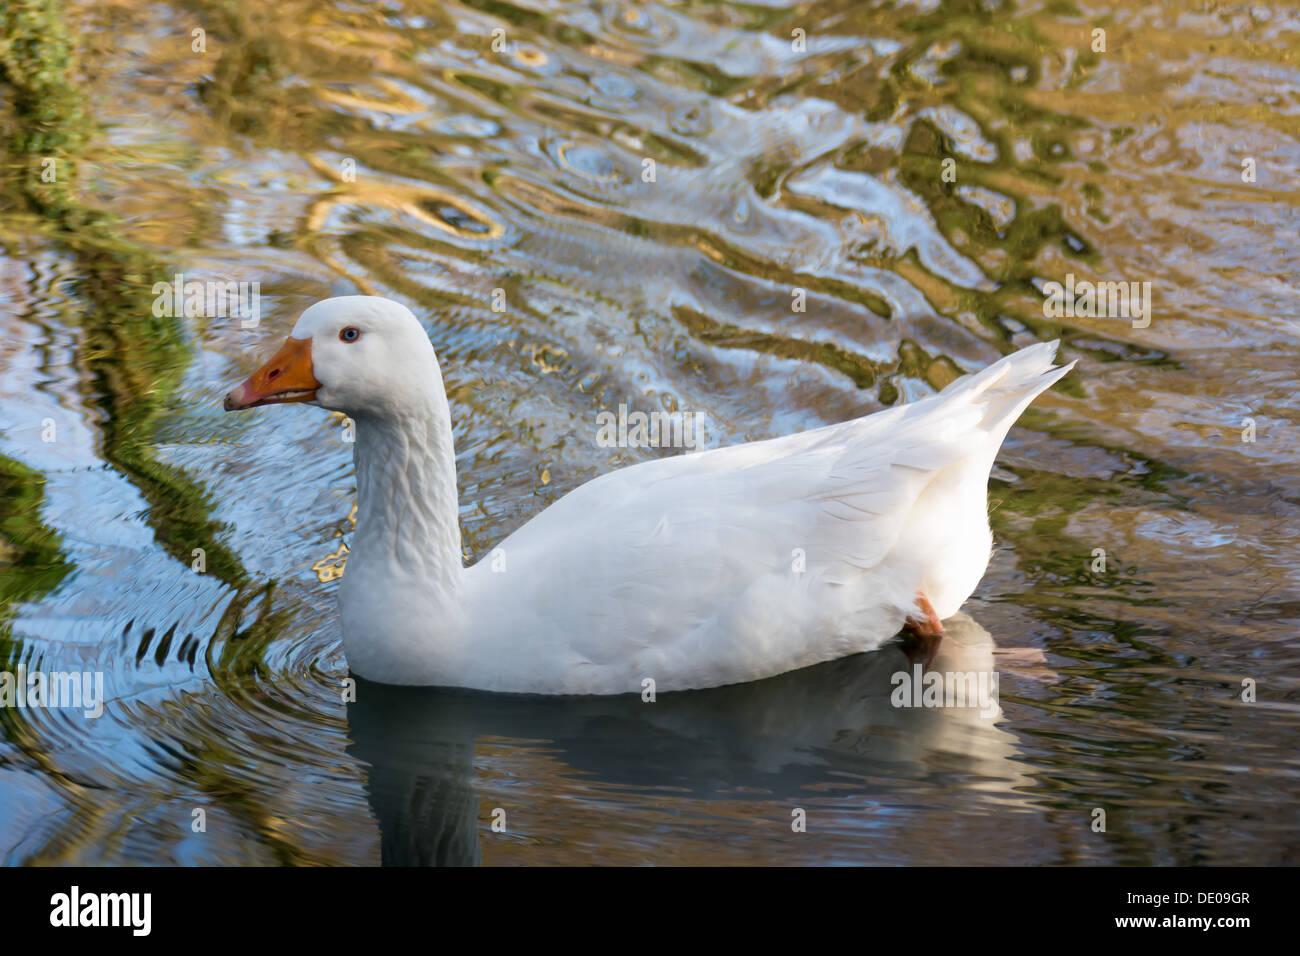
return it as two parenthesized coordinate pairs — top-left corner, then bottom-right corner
(344, 613), (1032, 865)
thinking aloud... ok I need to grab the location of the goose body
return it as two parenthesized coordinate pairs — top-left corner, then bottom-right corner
(225, 296), (1073, 694)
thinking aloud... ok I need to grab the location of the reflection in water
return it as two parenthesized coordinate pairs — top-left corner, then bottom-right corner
(0, 0), (1297, 865)
(349, 615), (1031, 866)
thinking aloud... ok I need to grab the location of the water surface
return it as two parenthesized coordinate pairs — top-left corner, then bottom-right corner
(0, 0), (1297, 865)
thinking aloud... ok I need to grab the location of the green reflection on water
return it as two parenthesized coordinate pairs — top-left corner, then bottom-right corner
(2, 0), (248, 588)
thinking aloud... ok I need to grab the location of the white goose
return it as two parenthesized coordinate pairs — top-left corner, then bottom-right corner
(224, 296), (1073, 695)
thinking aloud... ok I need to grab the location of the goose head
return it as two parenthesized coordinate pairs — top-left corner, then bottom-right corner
(223, 295), (440, 419)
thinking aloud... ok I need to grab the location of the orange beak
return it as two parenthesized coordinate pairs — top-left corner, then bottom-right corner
(223, 337), (321, 411)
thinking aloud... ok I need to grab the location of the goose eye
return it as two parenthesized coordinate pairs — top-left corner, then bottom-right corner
(340, 326), (361, 343)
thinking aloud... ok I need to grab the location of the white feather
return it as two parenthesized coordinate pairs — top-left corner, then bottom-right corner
(281, 297), (1073, 694)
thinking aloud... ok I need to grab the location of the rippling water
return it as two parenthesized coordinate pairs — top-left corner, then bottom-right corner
(0, 0), (1297, 865)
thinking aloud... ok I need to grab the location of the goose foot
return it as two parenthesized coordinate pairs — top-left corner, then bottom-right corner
(901, 593), (944, 667)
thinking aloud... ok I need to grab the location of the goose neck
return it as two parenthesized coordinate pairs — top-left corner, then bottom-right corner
(351, 399), (462, 597)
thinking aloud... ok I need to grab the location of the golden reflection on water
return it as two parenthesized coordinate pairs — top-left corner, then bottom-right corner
(0, 0), (1297, 864)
